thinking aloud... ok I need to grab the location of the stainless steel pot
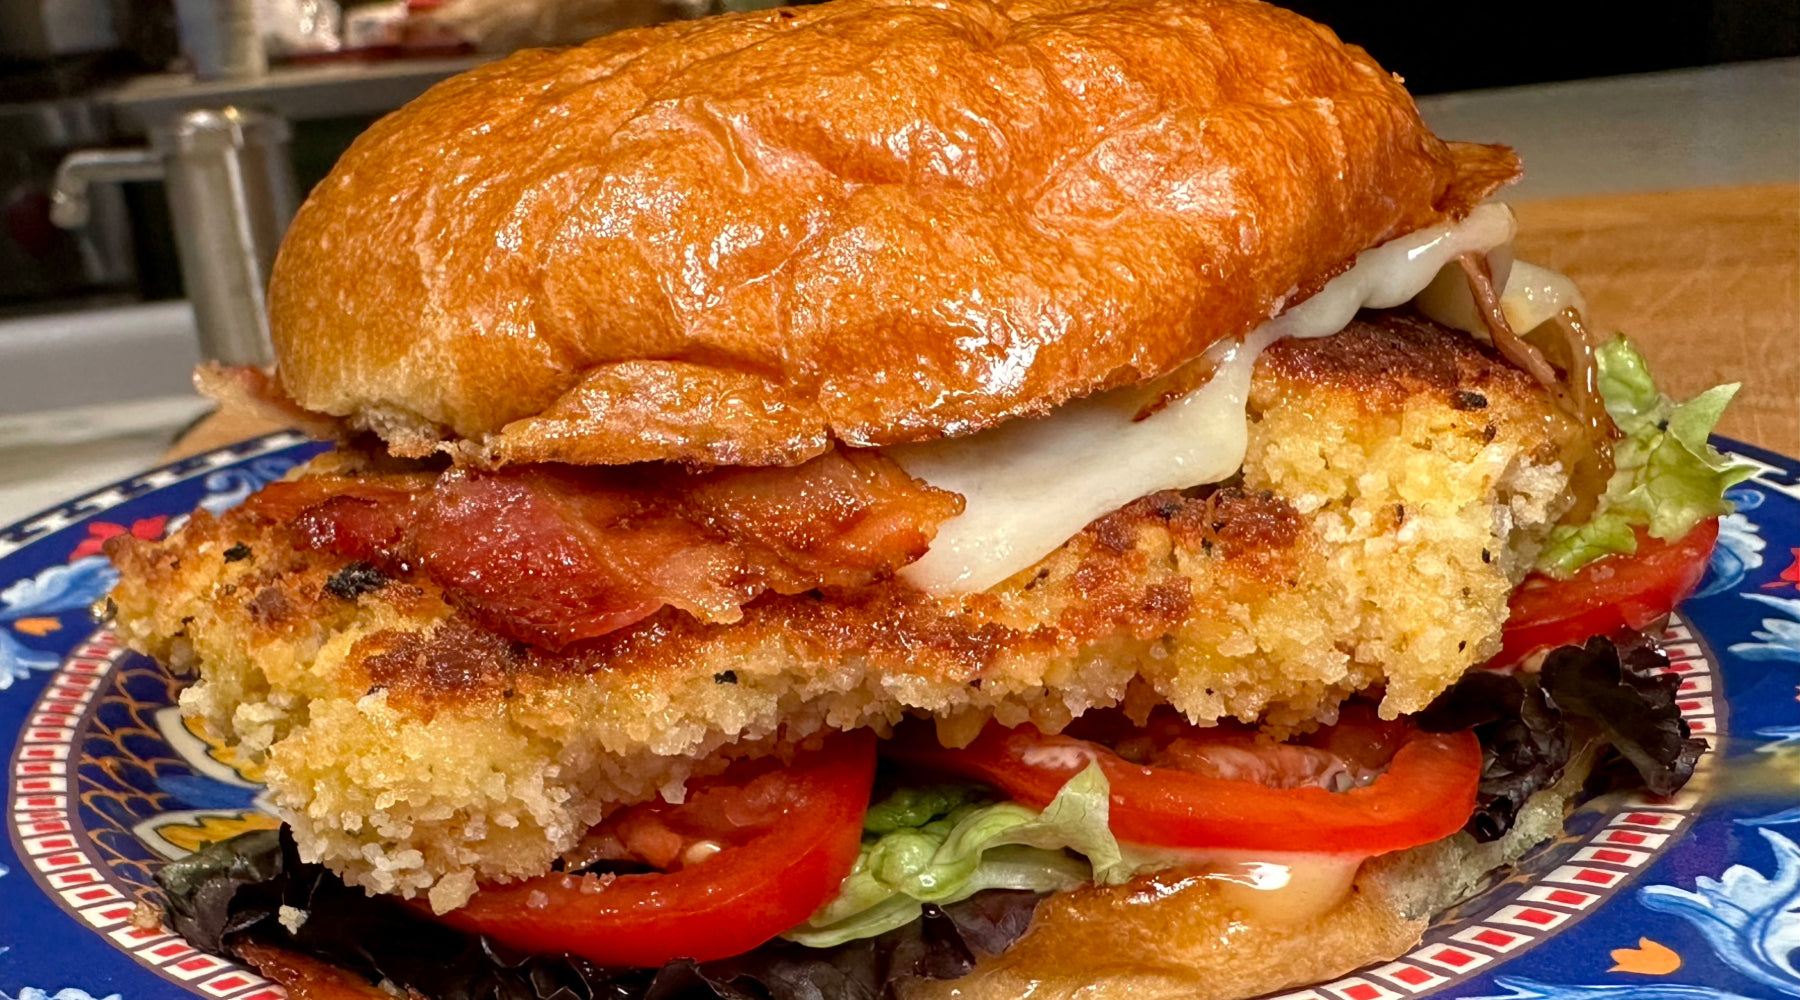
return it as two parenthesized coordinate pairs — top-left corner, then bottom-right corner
(50, 106), (297, 366)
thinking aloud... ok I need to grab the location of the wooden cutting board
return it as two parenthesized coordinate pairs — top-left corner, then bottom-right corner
(1512, 183), (1799, 456)
(168, 183), (1800, 460)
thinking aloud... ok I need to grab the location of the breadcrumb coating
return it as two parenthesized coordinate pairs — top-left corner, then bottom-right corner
(108, 313), (1581, 907)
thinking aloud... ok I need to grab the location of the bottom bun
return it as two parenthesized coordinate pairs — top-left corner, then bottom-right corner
(903, 754), (1589, 1000)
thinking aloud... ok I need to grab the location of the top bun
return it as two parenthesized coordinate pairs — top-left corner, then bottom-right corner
(267, 0), (1518, 467)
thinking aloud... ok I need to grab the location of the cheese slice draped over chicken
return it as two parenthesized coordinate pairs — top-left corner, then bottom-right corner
(891, 203), (1519, 594)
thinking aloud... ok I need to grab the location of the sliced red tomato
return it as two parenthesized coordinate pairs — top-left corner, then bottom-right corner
(885, 706), (1479, 856)
(1497, 518), (1719, 667)
(435, 730), (875, 967)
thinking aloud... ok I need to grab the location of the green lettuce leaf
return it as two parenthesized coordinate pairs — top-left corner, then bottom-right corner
(786, 764), (1131, 948)
(1537, 337), (1754, 576)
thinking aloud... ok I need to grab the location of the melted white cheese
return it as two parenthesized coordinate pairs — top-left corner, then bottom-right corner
(1500, 259), (1589, 333)
(890, 203), (1520, 595)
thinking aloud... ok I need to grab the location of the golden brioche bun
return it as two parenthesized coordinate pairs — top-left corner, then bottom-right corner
(267, 0), (1518, 467)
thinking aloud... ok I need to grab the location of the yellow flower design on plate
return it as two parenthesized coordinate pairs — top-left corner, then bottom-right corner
(154, 812), (282, 855)
(154, 706), (266, 785)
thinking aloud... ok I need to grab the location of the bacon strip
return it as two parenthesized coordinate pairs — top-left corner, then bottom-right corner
(247, 452), (963, 650)
(195, 364), (345, 441)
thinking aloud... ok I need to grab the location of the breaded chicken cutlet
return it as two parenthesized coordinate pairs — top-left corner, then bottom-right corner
(111, 312), (1579, 907)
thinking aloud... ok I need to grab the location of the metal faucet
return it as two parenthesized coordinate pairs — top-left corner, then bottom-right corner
(51, 107), (298, 367)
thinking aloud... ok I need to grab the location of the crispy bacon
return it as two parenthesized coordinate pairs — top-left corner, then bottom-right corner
(195, 364), (344, 441)
(244, 451), (963, 650)
(248, 478), (418, 521)
(413, 467), (690, 647)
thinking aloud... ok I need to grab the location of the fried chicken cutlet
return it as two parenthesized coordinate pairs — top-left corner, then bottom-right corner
(109, 311), (1581, 910)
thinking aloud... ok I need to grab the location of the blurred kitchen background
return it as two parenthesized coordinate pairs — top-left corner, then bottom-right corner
(3, 0), (1796, 318)
(0, 0), (1796, 520)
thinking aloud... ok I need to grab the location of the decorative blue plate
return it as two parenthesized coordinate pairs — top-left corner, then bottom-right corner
(0, 433), (1795, 1000)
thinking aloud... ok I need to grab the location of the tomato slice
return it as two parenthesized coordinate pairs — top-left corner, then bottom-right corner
(886, 706), (1479, 856)
(1497, 518), (1718, 667)
(436, 730), (875, 967)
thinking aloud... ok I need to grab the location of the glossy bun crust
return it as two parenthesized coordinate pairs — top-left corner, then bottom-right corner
(269, 0), (1519, 466)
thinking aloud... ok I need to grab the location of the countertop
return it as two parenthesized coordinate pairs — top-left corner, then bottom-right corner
(1, 59), (1796, 527)
(1417, 59), (1799, 201)
(1512, 185), (1798, 456)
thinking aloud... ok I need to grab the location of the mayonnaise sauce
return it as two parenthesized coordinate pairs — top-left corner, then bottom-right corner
(1122, 849), (1366, 925)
